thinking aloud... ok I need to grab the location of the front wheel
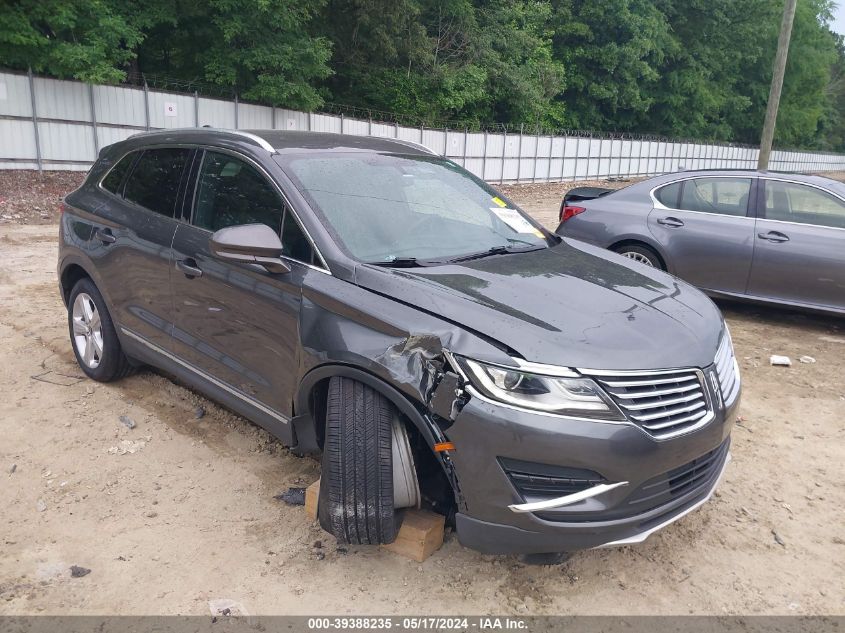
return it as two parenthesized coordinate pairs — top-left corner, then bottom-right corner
(68, 278), (134, 382)
(318, 377), (419, 544)
(614, 244), (664, 269)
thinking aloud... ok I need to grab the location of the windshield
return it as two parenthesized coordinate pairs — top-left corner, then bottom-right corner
(279, 153), (553, 263)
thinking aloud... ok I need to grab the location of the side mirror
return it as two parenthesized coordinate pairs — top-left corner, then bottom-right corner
(209, 224), (290, 274)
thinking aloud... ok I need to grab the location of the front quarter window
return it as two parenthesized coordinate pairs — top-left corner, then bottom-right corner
(280, 153), (553, 263)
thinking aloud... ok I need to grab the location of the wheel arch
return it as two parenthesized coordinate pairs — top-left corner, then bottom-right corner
(294, 363), (463, 509)
(295, 363), (444, 451)
(608, 238), (668, 270)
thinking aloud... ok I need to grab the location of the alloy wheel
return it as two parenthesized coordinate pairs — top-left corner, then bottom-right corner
(72, 292), (104, 369)
(621, 251), (655, 267)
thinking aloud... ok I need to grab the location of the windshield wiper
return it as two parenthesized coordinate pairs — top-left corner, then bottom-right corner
(447, 243), (544, 263)
(367, 257), (427, 268)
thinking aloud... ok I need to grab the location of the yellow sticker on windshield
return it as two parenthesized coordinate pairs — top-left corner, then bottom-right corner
(491, 196), (507, 208)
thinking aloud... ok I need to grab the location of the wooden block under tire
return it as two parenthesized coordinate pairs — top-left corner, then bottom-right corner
(305, 479), (320, 521)
(381, 509), (445, 562)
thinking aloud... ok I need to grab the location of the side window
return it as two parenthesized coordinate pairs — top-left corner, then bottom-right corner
(655, 181), (682, 208)
(764, 181), (845, 229)
(193, 151), (283, 234)
(680, 178), (751, 216)
(123, 148), (191, 217)
(281, 208), (316, 265)
(101, 152), (137, 196)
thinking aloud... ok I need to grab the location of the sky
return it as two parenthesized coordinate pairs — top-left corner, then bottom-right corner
(832, 2), (845, 36)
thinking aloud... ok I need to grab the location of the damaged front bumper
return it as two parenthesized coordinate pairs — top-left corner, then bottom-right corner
(442, 393), (737, 555)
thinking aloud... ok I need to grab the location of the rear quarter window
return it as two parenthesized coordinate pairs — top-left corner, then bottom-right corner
(654, 181), (681, 208)
(100, 152), (137, 196)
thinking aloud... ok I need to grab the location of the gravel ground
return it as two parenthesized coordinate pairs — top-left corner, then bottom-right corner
(0, 170), (843, 616)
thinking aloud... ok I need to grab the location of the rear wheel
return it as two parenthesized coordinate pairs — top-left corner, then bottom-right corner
(68, 278), (134, 382)
(318, 376), (419, 544)
(614, 244), (663, 269)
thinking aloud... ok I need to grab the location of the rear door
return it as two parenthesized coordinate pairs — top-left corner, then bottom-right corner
(89, 147), (193, 351)
(169, 148), (324, 422)
(647, 176), (756, 294)
(747, 179), (845, 310)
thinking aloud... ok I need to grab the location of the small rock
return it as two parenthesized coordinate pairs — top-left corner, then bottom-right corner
(70, 566), (91, 578)
(274, 487), (306, 505)
(769, 355), (791, 367)
(194, 407), (205, 419)
(315, 552), (325, 560)
(208, 599), (248, 617)
(772, 530), (786, 547)
(119, 415), (136, 430)
(313, 540), (322, 549)
(36, 499), (47, 512)
(798, 355), (816, 364)
(145, 511), (158, 518)
(9, 464), (16, 474)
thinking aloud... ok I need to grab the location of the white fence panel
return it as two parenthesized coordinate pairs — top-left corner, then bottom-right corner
(3, 69), (845, 177)
(94, 84), (146, 127)
(0, 73), (34, 117)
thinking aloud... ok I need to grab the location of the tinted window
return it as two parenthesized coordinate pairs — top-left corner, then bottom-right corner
(193, 151), (283, 233)
(281, 209), (315, 264)
(764, 180), (845, 229)
(101, 152), (136, 195)
(124, 148), (191, 217)
(655, 181), (681, 208)
(680, 178), (751, 216)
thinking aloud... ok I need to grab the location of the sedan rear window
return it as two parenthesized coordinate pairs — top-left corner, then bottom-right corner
(680, 178), (751, 217)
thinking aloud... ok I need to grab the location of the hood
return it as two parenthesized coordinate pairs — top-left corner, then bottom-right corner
(354, 239), (724, 371)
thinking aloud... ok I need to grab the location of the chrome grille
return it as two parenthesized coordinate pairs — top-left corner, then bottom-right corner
(591, 369), (711, 439)
(714, 334), (740, 405)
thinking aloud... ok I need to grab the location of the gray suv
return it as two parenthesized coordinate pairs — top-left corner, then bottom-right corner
(58, 129), (739, 555)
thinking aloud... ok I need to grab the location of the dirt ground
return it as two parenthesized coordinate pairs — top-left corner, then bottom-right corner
(0, 172), (843, 616)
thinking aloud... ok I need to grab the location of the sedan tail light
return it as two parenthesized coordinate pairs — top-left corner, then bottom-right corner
(559, 204), (586, 223)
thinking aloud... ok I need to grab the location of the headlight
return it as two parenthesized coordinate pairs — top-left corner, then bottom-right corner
(452, 356), (623, 420)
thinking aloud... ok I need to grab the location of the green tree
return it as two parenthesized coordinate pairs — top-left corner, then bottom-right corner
(549, 0), (672, 131)
(136, 0), (332, 109)
(0, 0), (145, 83)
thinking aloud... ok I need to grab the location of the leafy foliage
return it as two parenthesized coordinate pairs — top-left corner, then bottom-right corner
(1, 0), (843, 149)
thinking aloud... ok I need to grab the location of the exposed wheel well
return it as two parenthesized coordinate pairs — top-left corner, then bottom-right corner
(306, 374), (456, 521)
(60, 264), (91, 305)
(608, 239), (666, 269)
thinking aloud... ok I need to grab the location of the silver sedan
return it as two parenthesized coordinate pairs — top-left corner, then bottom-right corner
(555, 170), (845, 315)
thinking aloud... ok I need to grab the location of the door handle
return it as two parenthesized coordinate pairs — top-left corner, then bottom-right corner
(94, 228), (116, 244)
(176, 258), (203, 278)
(657, 217), (684, 228)
(757, 231), (789, 243)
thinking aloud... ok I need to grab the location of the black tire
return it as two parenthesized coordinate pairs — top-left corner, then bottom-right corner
(318, 376), (397, 544)
(613, 244), (664, 269)
(68, 277), (134, 382)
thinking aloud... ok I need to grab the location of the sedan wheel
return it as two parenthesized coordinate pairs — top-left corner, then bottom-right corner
(620, 251), (655, 267)
(614, 245), (664, 269)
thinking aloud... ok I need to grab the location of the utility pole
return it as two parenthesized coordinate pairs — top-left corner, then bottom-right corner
(757, 0), (797, 171)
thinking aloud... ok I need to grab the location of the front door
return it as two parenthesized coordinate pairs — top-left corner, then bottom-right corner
(747, 179), (845, 311)
(169, 149), (322, 422)
(647, 176), (756, 294)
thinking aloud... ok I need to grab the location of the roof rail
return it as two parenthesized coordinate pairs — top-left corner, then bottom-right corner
(226, 130), (276, 153)
(127, 128), (276, 153)
(387, 138), (438, 156)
